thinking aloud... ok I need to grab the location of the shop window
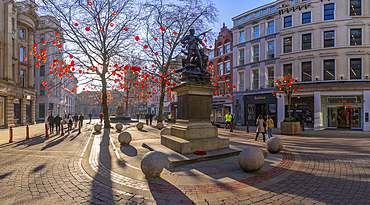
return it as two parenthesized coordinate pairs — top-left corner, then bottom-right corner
(350, 58), (361, 79)
(302, 33), (311, 50)
(324, 59), (335, 80)
(0, 97), (4, 126)
(350, 29), (362, 46)
(283, 64), (292, 79)
(284, 16), (292, 28)
(26, 101), (31, 123)
(302, 12), (311, 24)
(301, 61), (312, 82)
(324, 3), (335, 20)
(267, 41), (274, 59)
(252, 69), (259, 90)
(253, 45), (259, 62)
(283, 37), (292, 53)
(324, 31), (334, 47)
(14, 99), (21, 125)
(267, 67), (274, 87)
(350, 0), (361, 16)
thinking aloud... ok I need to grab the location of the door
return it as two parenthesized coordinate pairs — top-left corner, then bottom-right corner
(337, 107), (351, 128)
(351, 107), (361, 129)
(256, 104), (266, 119)
(328, 107), (337, 128)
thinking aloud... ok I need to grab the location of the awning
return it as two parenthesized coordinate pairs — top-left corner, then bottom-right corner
(212, 104), (225, 109)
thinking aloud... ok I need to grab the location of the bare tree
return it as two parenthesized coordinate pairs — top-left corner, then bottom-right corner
(38, 0), (140, 128)
(140, 0), (218, 122)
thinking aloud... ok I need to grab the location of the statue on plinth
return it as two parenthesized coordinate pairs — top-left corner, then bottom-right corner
(177, 28), (211, 84)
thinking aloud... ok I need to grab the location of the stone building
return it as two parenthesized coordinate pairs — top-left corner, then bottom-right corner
(232, 0), (370, 131)
(34, 16), (77, 120)
(208, 23), (234, 123)
(0, 0), (39, 127)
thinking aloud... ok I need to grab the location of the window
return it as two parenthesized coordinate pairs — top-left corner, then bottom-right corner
(252, 70), (259, 90)
(262, 9), (267, 14)
(290, 0), (295, 5)
(20, 29), (25, 38)
(267, 22), (274, 35)
(49, 103), (54, 110)
(350, 58), (361, 79)
(219, 83), (225, 95)
(19, 47), (25, 62)
(324, 59), (335, 80)
(270, 6), (276, 11)
(350, 0), (361, 16)
(20, 70), (25, 87)
(284, 16), (292, 28)
(12, 18), (15, 30)
(237, 19), (242, 24)
(283, 64), (292, 79)
(254, 12), (260, 17)
(226, 62), (230, 73)
(267, 41), (274, 59)
(219, 64), (223, 75)
(226, 44), (230, 53)
(267, 67), (274, 87)
(219, 47), (223, 55)
(12, 39), (15, 56)
(209, 51), (214, 59)
(39, 103), (45, 119)
(239, 72), (244, 91)
(40, 83), (45, 95)
(239, 31), (245, 43)
(245, 15), (249, 20)
(40, 65), (45, 76)
(302, 33), (311, 50)
(239, 49), (244, 65)
(324, 31), (334, 47)
(350, 29), (362, 46)
(253, 45), (259, 62)
(302, 12), (311, 24)
(283, 37), (292, 53)
(301, 62), (312, 82)
(324, 3), (335, 20)
(253, 26), (259, 39)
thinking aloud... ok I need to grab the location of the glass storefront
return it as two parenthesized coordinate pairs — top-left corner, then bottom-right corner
(326, 96), (362, 129)
(14, 99), (21, 125)
(244, 94), (277, 126)
(285, 96), (314, 125)
(0, 97), (4, 126)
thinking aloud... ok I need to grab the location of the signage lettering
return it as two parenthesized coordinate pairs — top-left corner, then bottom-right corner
(254, 96), (266, 100)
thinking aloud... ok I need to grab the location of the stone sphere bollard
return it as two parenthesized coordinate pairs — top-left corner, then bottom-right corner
(136, 122), (144, 130)
(156, 122), (164, 130)
(118, 132), (132, 145)
(141, 151), (169, 179)
(266, 137), (283, 154)
(115, 123), (123, 131)
(94, 124), (102, 132)
(238, 147), (264, 172)
(160, 128), (171, 136)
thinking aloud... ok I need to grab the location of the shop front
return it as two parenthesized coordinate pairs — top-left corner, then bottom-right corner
(0, 96), (4, 127)
(243, 94), (277, 126)
(285, 96), (314, 126)
(14, 99), (21, 125)
(325, 96), (362, 129)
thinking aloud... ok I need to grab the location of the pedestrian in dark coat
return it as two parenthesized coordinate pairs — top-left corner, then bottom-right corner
(79, 114), (84, 127)
(149, 113), (153, 126)
(54, 114), (62, 134)
(145, 113), (149, 125)
(48, 113), (55, 133)
(89, 113), (92, 123)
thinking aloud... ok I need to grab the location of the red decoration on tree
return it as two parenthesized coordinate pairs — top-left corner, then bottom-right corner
(135, 36), (140, 41)
(124, 27), (129, 31)
(85, 27), (90, 31)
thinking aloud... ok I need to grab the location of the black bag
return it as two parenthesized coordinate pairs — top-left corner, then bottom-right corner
(263, 121), (266, 128)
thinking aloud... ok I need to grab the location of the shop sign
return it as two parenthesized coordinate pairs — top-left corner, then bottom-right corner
(341, 99), (347, 103)
(151, 104), (155, 107)
(26, 95), (31, 100)
(254, 96), (266, 100)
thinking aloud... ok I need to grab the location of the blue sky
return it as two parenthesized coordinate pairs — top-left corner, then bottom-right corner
(212, 0), (276, 32)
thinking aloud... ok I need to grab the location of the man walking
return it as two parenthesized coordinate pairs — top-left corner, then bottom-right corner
(79, 114), (84, 127)
(89, 113), (92, 123)
(149, 112), (153, 126)
(48, 112), (55, 134)
(73, 113), (79, 128)
(54, 114), (62, 134)
(225, 111), (232, 129)
(168, 113), (172, 124)
(145, 113), (149, 125)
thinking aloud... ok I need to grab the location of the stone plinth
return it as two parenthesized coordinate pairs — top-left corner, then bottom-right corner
(161, 82), (229, 154)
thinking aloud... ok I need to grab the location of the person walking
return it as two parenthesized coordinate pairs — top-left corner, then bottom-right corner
(73, 113), (79, 128)
(266, 115), (274, 139)
(54, 114), (62, 134)
(149, 112), (153, 126)
(48, 112), (55, 134)
(145, 113), (149, 125)
(79, 114), (84, 128)
(255, 115), (266, 142)
(99, 113), (103, 123)
(137, 113), (140, 120)
(225, 112), (232, 129)
(168, 113), (172, 124)
(89, 113), (92, 123)
(45, 114), (49, 131)
(67, 114), (73, 134)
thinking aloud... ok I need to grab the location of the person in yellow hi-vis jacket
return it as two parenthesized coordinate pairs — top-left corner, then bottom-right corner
(266, 115), (274, 139)
(225, 112), (232, 129)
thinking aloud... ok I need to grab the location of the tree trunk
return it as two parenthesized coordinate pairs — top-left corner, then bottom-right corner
(157, 80), (166, 123)
(125, 90), (129, 116)
(102, 76), (110, 128)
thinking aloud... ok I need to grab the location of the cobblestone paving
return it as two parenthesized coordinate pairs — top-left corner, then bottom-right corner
(0, 120), (370, 204)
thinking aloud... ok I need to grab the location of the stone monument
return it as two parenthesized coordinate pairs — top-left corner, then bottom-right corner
(110, 106), (131, 121)
(161, 28), (229, 154)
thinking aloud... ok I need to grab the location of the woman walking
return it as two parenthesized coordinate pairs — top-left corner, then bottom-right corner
(255, 115), (266, 142)
(266, 115), (274, 139)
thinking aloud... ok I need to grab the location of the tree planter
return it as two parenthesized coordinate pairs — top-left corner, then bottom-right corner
(280, 121), (300, 135)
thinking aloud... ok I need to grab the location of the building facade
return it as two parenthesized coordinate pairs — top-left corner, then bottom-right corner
(233, 0), (370, 131)
(0, 0), (39, 127)
(209, 23), (234, 123)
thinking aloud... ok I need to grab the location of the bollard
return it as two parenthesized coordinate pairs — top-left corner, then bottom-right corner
(246, 122), (249, 133)
(78, 121), (81, 134)
(302, 120), (305, 131)
(9, 126), (13, 143)
(26, 125), (29, 140)
(230, 122), (233, 132)
(212, 121), (214, 126)
(45, 123), (49, 138)
(61, 122), (64, 136)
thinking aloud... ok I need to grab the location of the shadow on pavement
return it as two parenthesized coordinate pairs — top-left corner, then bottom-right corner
(32, 164), (45, 173)
(148, 178), (194, 204)
(120, 145), (138, 157)
(0, 172), (13, 180)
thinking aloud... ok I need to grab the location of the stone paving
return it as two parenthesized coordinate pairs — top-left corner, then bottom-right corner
(0, 120), (369, 204)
